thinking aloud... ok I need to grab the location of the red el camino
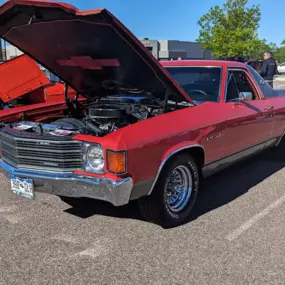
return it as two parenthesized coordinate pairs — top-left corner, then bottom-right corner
(0, 0), (284, 228)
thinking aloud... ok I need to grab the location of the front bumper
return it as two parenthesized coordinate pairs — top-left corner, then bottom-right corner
(0, 160), (133, 206)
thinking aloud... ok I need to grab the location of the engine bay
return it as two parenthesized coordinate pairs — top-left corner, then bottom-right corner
(8, 94), (179, 137)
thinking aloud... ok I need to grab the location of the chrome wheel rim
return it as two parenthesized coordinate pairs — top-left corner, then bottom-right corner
(166, 165), (192, 212)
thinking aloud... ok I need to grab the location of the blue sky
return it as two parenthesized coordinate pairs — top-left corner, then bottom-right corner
(0, 0), (283, 45)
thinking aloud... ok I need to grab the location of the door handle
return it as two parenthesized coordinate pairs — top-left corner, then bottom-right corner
(264, 105), (274, 111)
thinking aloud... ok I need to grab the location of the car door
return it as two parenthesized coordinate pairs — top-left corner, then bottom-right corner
(265, 94), (285, 146)
(247, 65), (285, 145)
(221, 67), (274, 159)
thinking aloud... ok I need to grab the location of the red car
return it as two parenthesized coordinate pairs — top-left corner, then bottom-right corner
(0, 0), (285, 228)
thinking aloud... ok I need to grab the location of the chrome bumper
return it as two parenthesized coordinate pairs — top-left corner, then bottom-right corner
(0, 160), (133, 206)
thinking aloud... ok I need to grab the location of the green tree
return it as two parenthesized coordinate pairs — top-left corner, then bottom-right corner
(197, 0), (262, 58)
(247, 40), (277, 61)
(274, 40), (285, 64)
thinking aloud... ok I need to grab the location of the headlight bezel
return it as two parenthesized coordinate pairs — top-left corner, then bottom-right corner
(83, 143), (105, 174)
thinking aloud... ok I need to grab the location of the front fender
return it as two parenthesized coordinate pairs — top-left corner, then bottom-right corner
(161, 141), (204, 162)
(147, 141), (204, 195)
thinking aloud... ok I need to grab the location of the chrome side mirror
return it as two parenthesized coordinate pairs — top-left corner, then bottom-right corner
(259, 79), (265, 85)
(239, 91), (253, 101)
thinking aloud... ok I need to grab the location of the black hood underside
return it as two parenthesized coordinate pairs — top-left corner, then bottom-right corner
(0, 1), (194, 103)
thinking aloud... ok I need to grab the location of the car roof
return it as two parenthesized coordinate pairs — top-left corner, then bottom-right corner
(160, 60), (247, 68)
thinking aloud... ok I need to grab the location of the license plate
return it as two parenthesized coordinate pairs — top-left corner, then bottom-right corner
(10, 174), (34, 200)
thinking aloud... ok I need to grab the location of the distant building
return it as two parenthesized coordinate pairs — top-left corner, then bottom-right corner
(1, 39), (211, 62)
(139, 38), (212, 60)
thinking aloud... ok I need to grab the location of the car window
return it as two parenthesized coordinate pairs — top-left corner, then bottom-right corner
(165, 66), (221, 103)
(225, 72), (239, 102)
(225, 70), (258, 102)
(247, 65), (278, 98)
(233, 71), (257, 98)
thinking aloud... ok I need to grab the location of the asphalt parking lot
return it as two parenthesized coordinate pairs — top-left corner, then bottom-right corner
(0, 151), (285, 285)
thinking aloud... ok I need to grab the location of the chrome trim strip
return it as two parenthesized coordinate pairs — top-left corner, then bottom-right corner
(163, 65), (222, 68)
(276, 131), (285, 146)
(0, 160), (133, 206)
(0, 160), (74, 179)
(9, 156), (83, 162)
(147, 144), (204, 195)
(16, 147), (80, 153)
(4, 136), (81, 144)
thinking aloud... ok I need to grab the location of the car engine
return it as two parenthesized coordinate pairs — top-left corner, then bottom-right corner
(8, 95), (165, 137)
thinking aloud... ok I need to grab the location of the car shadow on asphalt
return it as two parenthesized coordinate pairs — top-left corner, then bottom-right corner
(63, 150), (285, 227)
(189, 151), (285, 222)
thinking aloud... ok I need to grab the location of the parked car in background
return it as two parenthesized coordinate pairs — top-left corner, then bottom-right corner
(277, 62), (285, 74)
(0, 0), (285, 228)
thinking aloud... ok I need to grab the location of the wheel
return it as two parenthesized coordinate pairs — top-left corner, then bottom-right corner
(138, 154), (200, 228)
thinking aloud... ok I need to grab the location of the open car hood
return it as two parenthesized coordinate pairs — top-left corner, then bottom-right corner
(0, 0), (195, 104)
(0, 54), (50, 103)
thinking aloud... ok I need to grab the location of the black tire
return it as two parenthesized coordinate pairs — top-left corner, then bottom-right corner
(52, 118), (86, 130)
(138, 154), (200, 228)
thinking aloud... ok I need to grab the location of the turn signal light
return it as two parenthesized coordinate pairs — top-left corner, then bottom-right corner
(106, 150), (126, 174)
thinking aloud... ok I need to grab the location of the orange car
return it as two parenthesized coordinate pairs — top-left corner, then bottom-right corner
(0, 54), (76, 109)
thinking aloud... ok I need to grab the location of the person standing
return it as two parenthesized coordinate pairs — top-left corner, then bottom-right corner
(259, 52), (277, 87)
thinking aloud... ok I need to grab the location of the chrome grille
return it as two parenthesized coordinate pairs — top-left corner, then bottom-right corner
(0, 131), (83, 172)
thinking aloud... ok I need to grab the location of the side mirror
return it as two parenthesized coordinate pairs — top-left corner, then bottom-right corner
(259, 79), (265, 85)
(239, 91), (253, 101)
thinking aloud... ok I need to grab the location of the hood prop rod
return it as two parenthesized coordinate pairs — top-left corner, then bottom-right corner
(64, 83), (69, 102)
(64, 83), (82, 118)
(163, 90), (171, 113)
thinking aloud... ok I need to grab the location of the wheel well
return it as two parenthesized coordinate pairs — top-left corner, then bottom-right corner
(179, 146), (205, 169)
(148, 146), (205, 195)
(163, 146), (205, 172)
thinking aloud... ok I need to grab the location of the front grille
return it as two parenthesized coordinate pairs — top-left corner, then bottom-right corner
(0, 131), (84, 172)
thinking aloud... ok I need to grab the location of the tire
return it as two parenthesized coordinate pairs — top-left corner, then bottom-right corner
(138, 154), (200, 228)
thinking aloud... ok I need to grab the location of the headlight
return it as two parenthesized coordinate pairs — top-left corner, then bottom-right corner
(85, 144), (104, 173)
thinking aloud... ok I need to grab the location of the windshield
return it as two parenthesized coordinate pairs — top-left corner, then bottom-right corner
(165, 66), (221, 103)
